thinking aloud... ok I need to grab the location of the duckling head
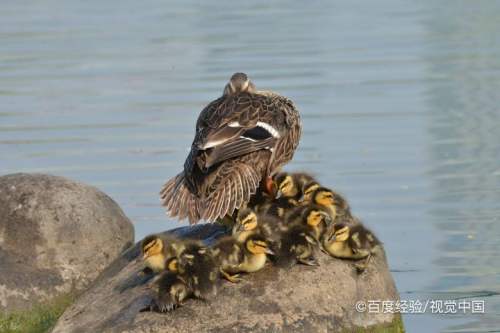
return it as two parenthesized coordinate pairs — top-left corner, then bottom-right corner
(142, 236), (164, 260)
(246, 238), (275, 255)
(303, 207), (332, 227)
(312, 187), (341, 216)
(170, 281), (190, 305)
(223, 72), (256, 95)
(141, 235), (166, 272)
(233, 208), (258, 234)
(274, 173), (298, 199)
(299, 181), (320, 203)
(326, 224), (351, 243)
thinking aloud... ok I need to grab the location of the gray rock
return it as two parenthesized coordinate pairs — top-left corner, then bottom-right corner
(0, 173), (134, 311)
(52, 224), (401, 333)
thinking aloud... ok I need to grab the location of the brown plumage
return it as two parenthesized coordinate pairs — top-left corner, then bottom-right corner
(160, 73), (302, 224)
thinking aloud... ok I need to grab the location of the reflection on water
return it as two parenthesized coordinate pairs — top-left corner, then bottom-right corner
(423, 1), (500, 331)
(1, 1), (499, 331)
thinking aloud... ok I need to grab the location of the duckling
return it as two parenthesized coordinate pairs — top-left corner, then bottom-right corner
(322, 223), (382, 273)
(274, 172), (317, 203)
(211, 234), (274, 283)
(310, 187), (353, 224)
(298, 180), (321, 204)
(232, 208), (286, 251)
(165, 240), (219, 299)
(286, 205), (332, 241)
(148, 271), (192, 313)
(160, 72), (302, 224)
(277, 223), (319, 268)
(141, 234), (185, 274)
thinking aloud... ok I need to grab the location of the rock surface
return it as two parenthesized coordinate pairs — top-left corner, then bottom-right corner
(52, 224), (401, 333)
(0, 173), (134, 312)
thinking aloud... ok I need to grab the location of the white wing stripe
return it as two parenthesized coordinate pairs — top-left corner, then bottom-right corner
(257, 121), (280, 138)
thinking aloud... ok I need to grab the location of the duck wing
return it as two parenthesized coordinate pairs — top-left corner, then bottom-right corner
(201, 151), (269, 221)
(162, 90), (301, 224)
(190, 94), (282, 172)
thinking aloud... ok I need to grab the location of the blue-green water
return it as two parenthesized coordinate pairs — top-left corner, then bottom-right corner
(1, 1), (499, 331)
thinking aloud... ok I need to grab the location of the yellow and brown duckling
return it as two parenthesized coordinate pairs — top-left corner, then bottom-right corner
(165, 240), (219, 300)
(141, 234), (185, 274)
(322, 222), (382, 273)
(310, 187), (353, 224)
(277, 222), (319, 268)
(232, 208), (287, 252)
(146, 271), (192, 313)
(211, 234), (274, 283)
(274, 172), (317, 203)
(141, 234), (218, 299)
(298, 180), (321, 204)
(286, 205), (333, 241)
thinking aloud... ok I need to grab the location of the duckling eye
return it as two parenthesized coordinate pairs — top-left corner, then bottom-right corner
(253, 240), (267, 248)
(280, 181), (290, 190)
(143, 240), (156, 252)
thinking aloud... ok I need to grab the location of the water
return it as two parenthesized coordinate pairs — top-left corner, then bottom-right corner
(1, 1), (500, 331)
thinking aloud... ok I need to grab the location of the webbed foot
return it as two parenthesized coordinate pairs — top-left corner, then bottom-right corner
(298, 256), (319, 266)
(221, 270), (241, 283)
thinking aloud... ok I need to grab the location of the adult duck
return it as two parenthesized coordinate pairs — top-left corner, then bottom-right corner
(160, 73), (302, 223)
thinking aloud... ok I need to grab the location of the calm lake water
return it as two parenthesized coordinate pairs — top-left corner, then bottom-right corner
(1, 1), (500, 331)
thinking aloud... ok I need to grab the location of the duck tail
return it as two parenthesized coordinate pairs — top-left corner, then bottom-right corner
(160, 172), (202, 224)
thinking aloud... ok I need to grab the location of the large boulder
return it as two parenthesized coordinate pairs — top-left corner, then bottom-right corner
(0, 173), (134, 312)
(52, 224), (402, 333)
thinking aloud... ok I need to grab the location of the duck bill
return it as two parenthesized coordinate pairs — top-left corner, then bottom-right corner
(232, 225), (244, 235)
(323, 214), (333, 225)
(275, 190), (283, 199)
(265, 248), (275, 255)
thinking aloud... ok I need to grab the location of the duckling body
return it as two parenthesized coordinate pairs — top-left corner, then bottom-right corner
(161, 73), (302, 224)
(149, 271), (192, 313)
(168, 240), (219, 299)
(277, 223), (319, 267)
(323, 223), (382, 272)
(211, 235), (273, 282)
